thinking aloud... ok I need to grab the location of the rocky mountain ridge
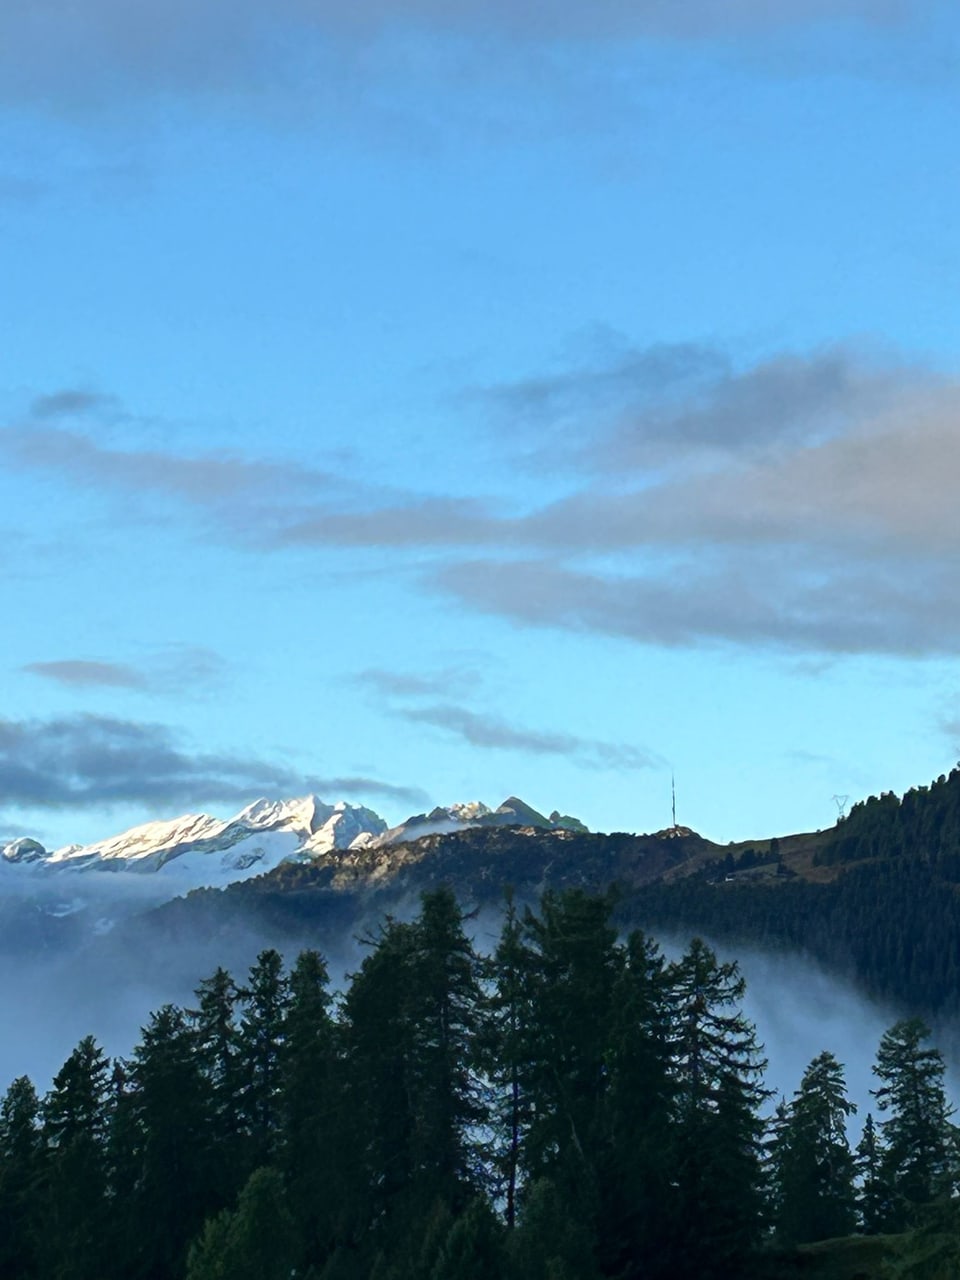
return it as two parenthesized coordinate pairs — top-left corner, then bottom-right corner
(0, 793), (587, 897)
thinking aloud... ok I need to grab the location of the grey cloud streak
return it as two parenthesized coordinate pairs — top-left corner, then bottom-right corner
(21, 648), (227, 695)
(397, 702), (661, 770)
(429, 555), (960, 657)
(476, 342), (929, 473)
(356, 667), (479, 698)
(23, 660), (150, 691)
(4, 424), (331, 507)
(30, 390), (118, 420)
(0, 0), (936, 109)
(0, 714), (425, 811)
(11, 348), (960, 658)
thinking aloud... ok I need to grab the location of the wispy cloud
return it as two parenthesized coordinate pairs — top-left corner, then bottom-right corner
(21, 647), (227, 696)
(11, 349), (960, 660)
(0, 714), (425, 812)
(397, 702), (661, 770)
(429, 553), (960, 658)
(23, 660), (150, 691)
(474, 341), (929, 473)
(4, 423), (328, 508)
(29, 389), (119, 420)
(356, 666), (479, 699)
(0, 0), (939, 111)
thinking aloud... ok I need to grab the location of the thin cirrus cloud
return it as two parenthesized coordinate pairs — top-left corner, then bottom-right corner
(0, 0), (939, 110)
(0, 714), (426, 813)
(396, 703), (661, 771)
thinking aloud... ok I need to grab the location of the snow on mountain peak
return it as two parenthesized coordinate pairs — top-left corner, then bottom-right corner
(0, 793), (583, 903)
(449, 801), (492, 821)
(1, 836), (48, 864)
(233, 795), (328, 836)
(48, 811), (224, 866)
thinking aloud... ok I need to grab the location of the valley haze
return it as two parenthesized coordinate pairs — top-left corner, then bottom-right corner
(0, 785), (953, 1134)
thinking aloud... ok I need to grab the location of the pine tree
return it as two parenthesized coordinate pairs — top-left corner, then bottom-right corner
(237, 950), (289, 1169)
(341, 889), (486, 1253)
(406, 887), (486, 1206)
(185, 1166), (297, 1280)
(768, 1050), (857, 1244)
(598, 929), (673, 1278)
(429, 1196), (506, 1280)
(105, 1059), (141, 1277)
(484, 894), (535, 1231)
(41, 1036), (112, 1280)
(280, 948), (345, 1271)
(519, 890), (622, 1201)
(191, 965), (244, 1203)
(872, 1018), (957, 1227)
(341, 914), (420, 1230)
(0, 1076), (44, 1280)
(855, 1112), (890, 1235)
(126, 1003), (214, 1280)
(665, 939), (769, 1278)
(509, 1177), (599, 1280)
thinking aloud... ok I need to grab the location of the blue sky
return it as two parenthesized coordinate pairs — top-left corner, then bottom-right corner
(2, 0), (959, 848)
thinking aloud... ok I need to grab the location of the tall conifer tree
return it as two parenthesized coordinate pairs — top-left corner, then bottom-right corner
(127, 1004), (213, 1280)
(0, 1076), (44, 1280)
(872, 1018), (957, 1227)
(665, 939), (768, 1278)
(41, 1036), (112, 1280)
(768, 1050), (857, 1244)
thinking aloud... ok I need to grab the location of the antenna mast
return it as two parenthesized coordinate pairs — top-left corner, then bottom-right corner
(672, 773), (677, 828)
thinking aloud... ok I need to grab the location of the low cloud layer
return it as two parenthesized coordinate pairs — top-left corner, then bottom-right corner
(0, 713), (425, 815)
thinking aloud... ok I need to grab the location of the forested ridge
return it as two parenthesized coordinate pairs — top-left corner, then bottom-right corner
(2, 888), (959, 1280)
(634, 769), (960, 1018)
(138, 767), (960, 1021)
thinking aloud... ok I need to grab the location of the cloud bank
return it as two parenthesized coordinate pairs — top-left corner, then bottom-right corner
(9, 345), (960, 660)
(0, 713), (425, 813)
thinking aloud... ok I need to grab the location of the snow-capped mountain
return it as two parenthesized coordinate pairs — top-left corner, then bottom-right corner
(367, 796), (587, 847)
(0, 794), (585, 898)
(1, 796), (388, 888)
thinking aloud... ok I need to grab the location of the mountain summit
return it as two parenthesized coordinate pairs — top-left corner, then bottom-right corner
(0, 793), (585, 894)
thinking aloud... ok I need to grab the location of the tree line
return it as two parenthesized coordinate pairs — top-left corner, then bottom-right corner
(0, 887), (955, 1280)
